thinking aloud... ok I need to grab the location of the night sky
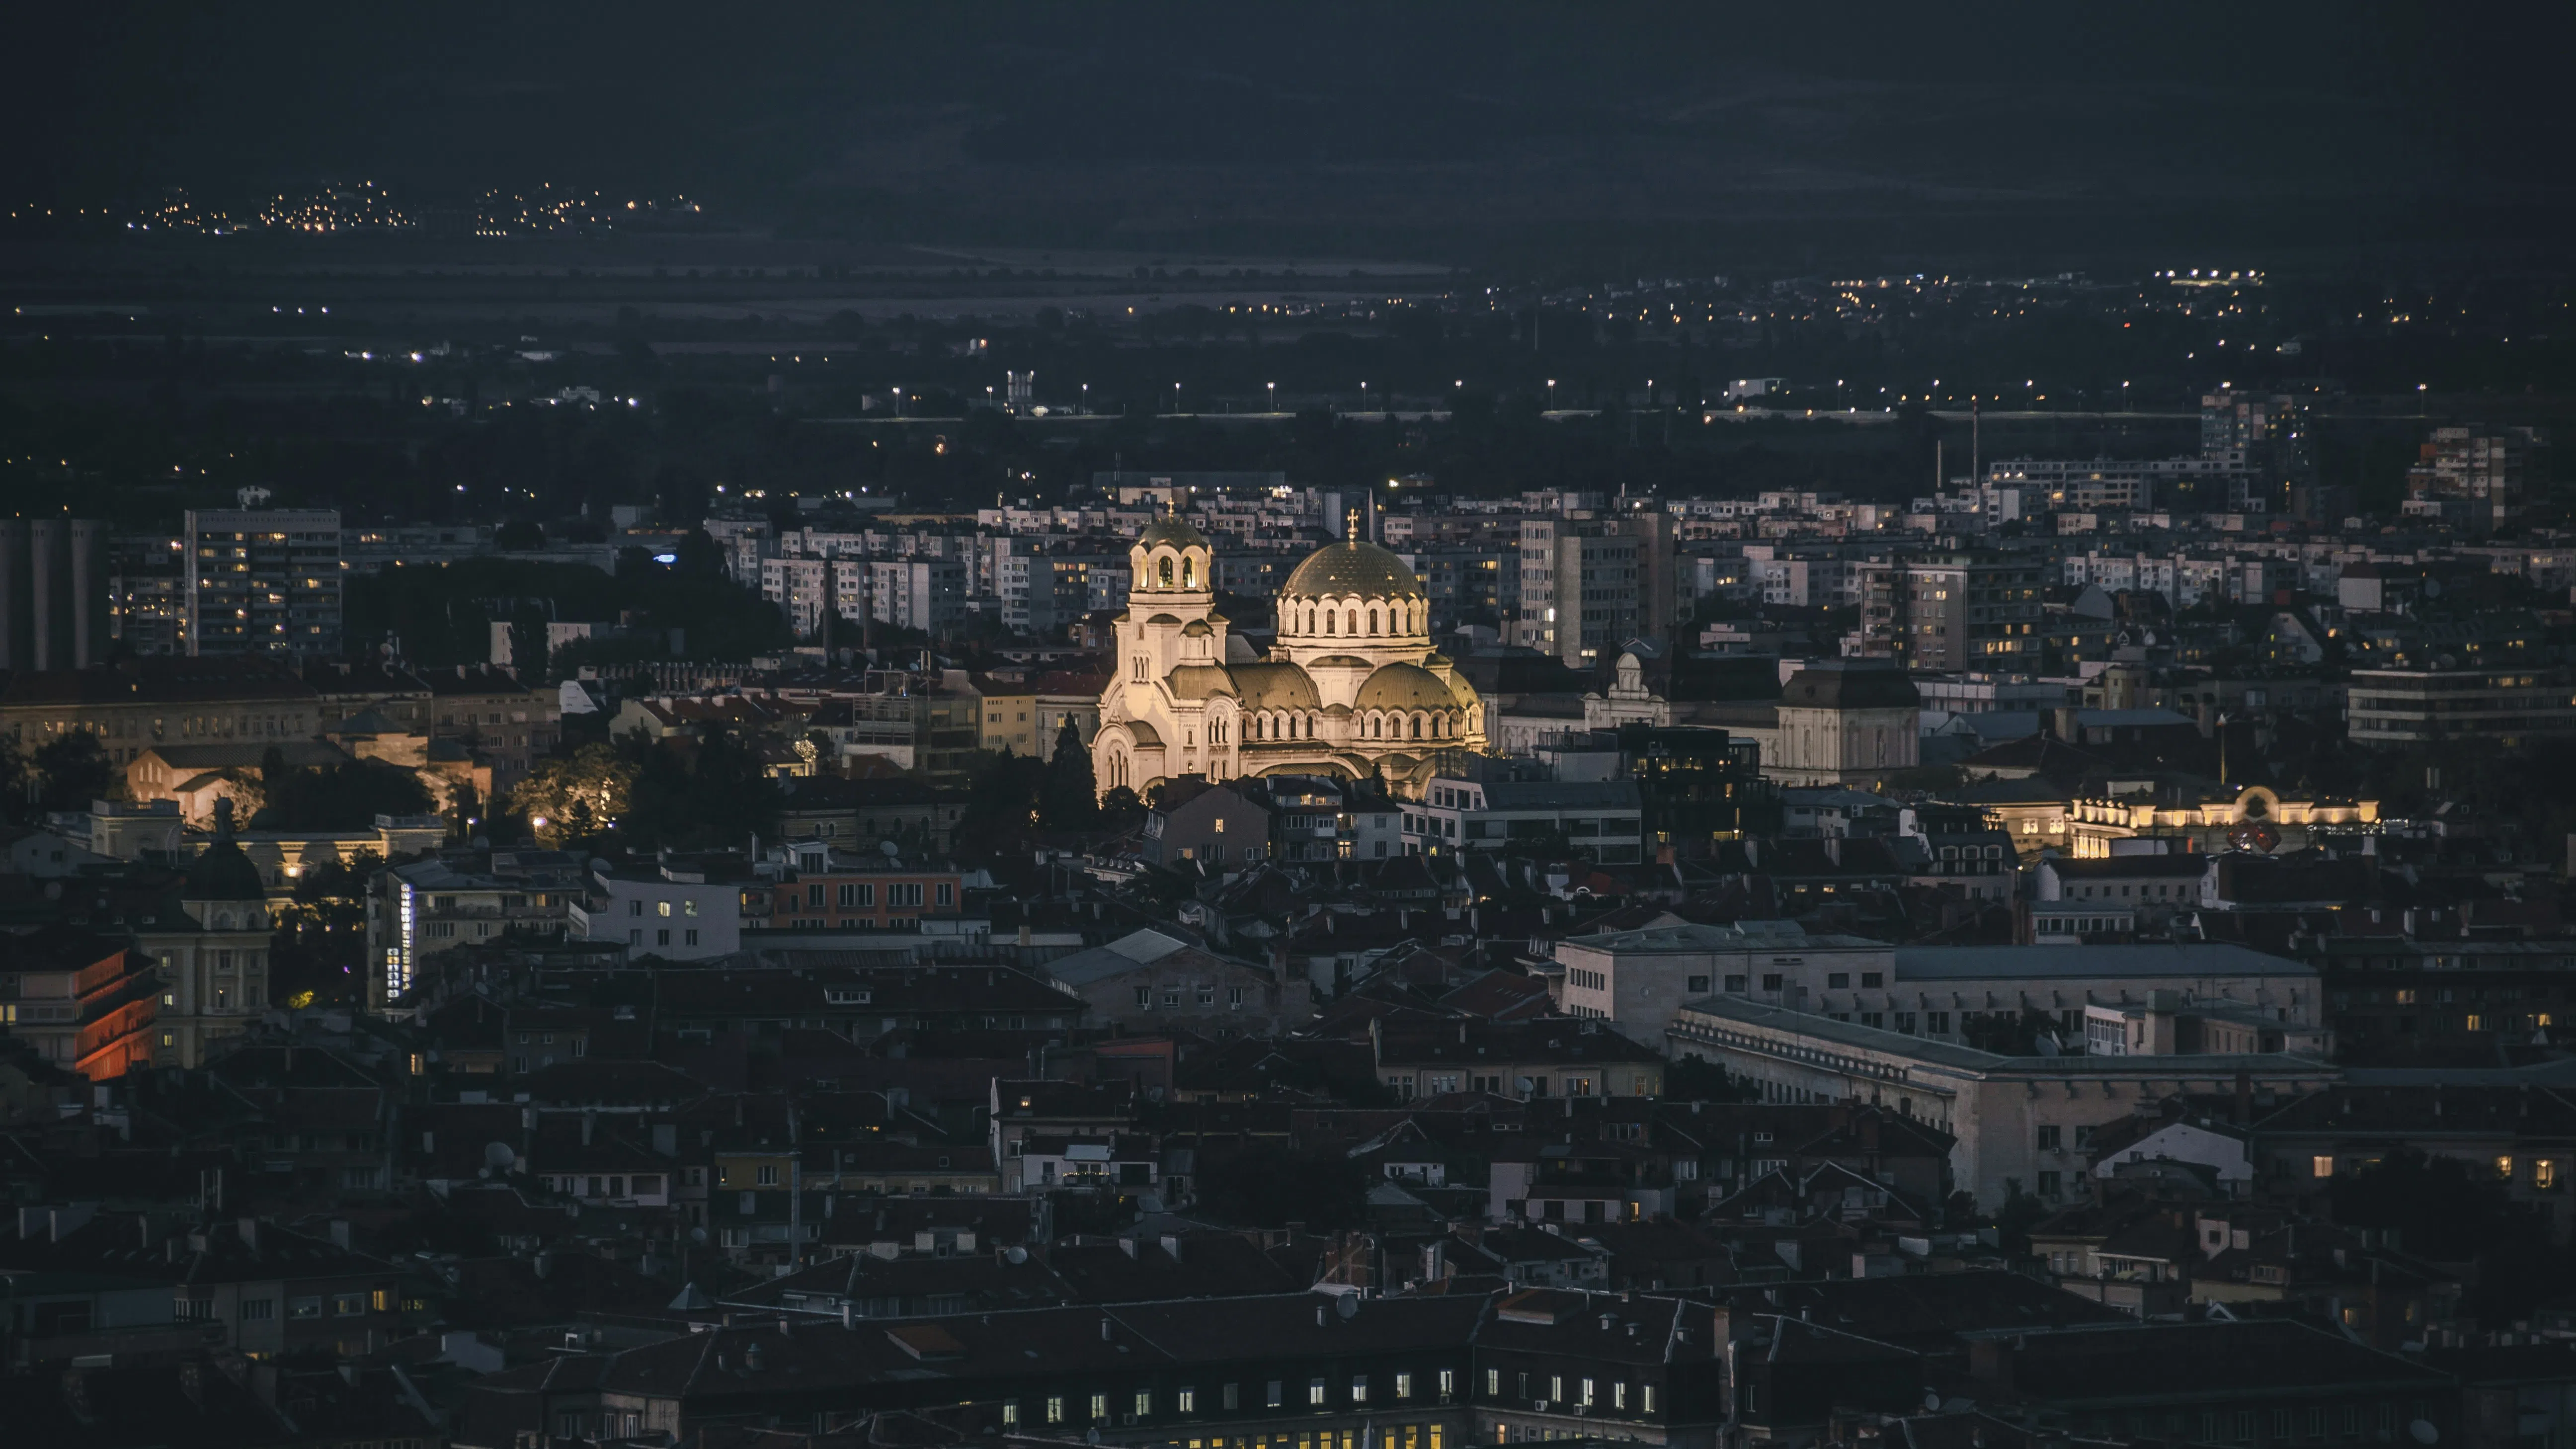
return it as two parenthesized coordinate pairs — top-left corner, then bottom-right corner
(9, 2), (2572, 269)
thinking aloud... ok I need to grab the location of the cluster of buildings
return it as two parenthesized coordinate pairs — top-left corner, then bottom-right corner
(1, 384), (2575, 1442)
(6, 790), (2576, 1447)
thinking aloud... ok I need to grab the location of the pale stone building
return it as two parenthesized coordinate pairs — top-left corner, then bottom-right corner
(1092, 516), (1486, 799)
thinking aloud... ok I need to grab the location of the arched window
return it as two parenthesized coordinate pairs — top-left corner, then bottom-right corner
(1347, 610), (1359, 635)
(1158, 557), (1174, 587)
(1182, 556), (1195, 588)
(1306, 608), (1316, 633)
(1325, 611), (1336, 635)
(1368, 609), (1380, 635)
(1411, 716), (1423, 739)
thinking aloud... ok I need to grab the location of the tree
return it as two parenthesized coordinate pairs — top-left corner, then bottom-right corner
(1663, 1054), (1761, 1102)
(1098, 786), (1146, 832)
(252, 761), (434, 832)
(29, 730), (117, 814)
(0, 734), (22, 817)
(514, 743), (640, 848)
(606, 725), (781, 851)
(2329, 1149), (2576, 1317)
(955, 749), (1049, 858)
(1040, 721), (1098, 829)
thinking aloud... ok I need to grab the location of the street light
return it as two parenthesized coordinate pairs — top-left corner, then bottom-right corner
(1267, 381), (1276, 412)
(1547, 378), (1557, 410)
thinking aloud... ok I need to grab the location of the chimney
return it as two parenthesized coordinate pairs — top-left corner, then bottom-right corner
(582, 1111), (596, 1146)
(841, 1302), (857, 1330)
(1100, 1317), (1114, 1341)
(1119, 1237), (1138, 1259)
(1160, 1234), (1183, 1262)
(236, 1217), (260, 1253)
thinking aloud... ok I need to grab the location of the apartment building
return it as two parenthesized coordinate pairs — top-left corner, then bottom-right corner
(182, 508), (342, 657)
(2346, 667), (2576, 749)
(1403, 777), (1644, 864)
(1856, 552), (2045, 671)
(373, 851), (585, 1005)
(1513, 515), (1678, 668)
(569, 858), (749, 961)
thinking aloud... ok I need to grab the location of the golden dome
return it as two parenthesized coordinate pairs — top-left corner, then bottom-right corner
(1282, 541), (1425, 601)
(1136, 514), (1210, 552)
(1355, 662), (1457, 712)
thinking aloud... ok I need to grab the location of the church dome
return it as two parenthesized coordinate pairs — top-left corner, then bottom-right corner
(1282, 541), (1425, 601)
(184, 838), (268, 903)
(1229, 663), (1320, 712)
(1165, 665), (1237, 700)
(1355, 662), (1457, 712)
(1136, 514), (1210, 552)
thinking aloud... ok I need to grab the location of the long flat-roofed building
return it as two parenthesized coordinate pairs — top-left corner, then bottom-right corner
(1560, 923), (2322, 1051)
(1666, 995), (2337, 1210)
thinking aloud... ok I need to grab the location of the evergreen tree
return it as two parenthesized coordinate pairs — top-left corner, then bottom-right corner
(1040, 721), (1097, 828)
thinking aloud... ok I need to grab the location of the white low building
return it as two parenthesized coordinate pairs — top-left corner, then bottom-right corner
(1558, 924), (2323, 1051)
(1665, 995), (2334, 1209)
(570, 859), (746, 961)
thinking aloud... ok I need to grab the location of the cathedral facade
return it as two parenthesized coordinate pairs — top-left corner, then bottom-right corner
(1092, 516), (1486, 800)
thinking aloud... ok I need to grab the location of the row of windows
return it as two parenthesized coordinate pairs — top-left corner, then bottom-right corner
(994, 1368), (1653, 1426)
(1717, 970), (1884, 992)
(1133, 984), (1250, 1009)
(798, 881), (947, 908)
(177, 1288), (392, 1322)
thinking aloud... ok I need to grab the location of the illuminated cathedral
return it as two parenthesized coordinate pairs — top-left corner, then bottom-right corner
(1092, 514), (1486, 800)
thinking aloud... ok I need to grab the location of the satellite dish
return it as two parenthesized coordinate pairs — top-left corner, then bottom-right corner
(1923, 1392), (1944, 1414)
(1335, 1291), (1360, 1320)
(483, 1141), (517, 1171)
(1005, 1246), (1029, 1265)
(881, 840), (902, 859)
(2409, 1423), (2438, 1446)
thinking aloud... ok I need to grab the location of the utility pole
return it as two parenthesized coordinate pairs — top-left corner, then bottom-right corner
(1971, 397), (1982, 491)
